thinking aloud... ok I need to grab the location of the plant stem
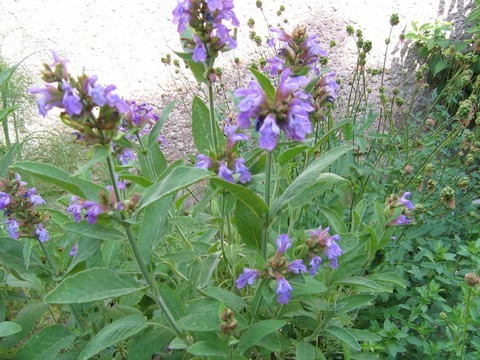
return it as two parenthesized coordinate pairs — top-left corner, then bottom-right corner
(105, 154), (190, 345)
(207, 80), (219, 152)
(460, 287), (473, 358)
(262, 151), (273, 260)
(38, 241), (85, 332)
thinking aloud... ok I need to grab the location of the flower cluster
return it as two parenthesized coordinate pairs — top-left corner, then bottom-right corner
(196, 120), (251, 183)
(172, 0), (239, 64)
(236, 234), (307, 305)
(266, 26), (328, 76)
(385, 191), (415, 226)
(306, 226), (343, 271)
(234, 69), (315, 151)
(0, 173), (49, 242)
(29, 51), (129, 145)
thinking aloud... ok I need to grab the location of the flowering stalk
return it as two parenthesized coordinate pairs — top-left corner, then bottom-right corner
(208, 80), (219, 151)
(105, 154), (190, 344)
(262, 151), (272, 259)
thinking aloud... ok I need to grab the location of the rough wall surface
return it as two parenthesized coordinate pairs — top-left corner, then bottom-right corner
(0, 0), (474, 159)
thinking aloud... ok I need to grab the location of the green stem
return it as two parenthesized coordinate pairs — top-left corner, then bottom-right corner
(207, 80), (219, 152)
(460, 287), (473, 358)
(106, 154), (190, 345)
(39, 241), (85, 332)
(262, 152), (273, 260)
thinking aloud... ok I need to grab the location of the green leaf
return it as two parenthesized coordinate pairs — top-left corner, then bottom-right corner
(0, 64), (18, 88)
(334, 277), (381, 290)
(147, 142), (168, 179)
(278, 145), (308, 166)
(22, 239), (35, 270)
(74, 144), (109, 176)
(0, 302), (48, 348)
(234, 199), (262, 250)
(0, 321), (21, 337)
(139, 166), (213, 211)
(173, 51), (206, 84)
(0, 142), (20, 177)
(271, 146), (351, 216)
(0, 237), (41, 271)
(138, 195), (172, 264)
(317, 206), (347, 234)
(12, 162), (103, 201)
(0, 105), (19, 123)
(148, 100), (176, 148)
(291, 277), (327, 296)
(237, 320), (286, 354)
(337, 294), (376, 313)
(60, 221), (125, 241)
(349, 329), (382, 342)
(192, 96), (222, 153)
(127, 327), (174, 360)
(45, 268), (146, 304)
(249, 67), (275, 102)
(325, 325), (360, 351)
(197, 253), (220, 288)
(296, 339), (316, 360)
(157, 283), (185, 320)
(78, 315), (148, 360)
(202, 287), (248, 312)
(188, 341), (228, 358)
(368, 272), (406, 289)
(211, 178), (268, 215)
(178, 310), (220, 332)
(14, 325), (76, 360)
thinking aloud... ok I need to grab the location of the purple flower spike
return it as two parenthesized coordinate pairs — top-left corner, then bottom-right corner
(67, 196), (83, 222)
(234, 81), (265, 129)
(236, 268), (260, 288)
(192, 36), (207, 63)
(398, 192), (414, 210)
(218, 162), (234, 183)
(0, 192), (11, 210)
(69, 244), (78, 257)
(390, 215), (412, 226)
(28, 84), (63, 116)
(287, 259), (307, 274)
(324, 234), (343, 269)
(35, 224), (49, 243)
(83, 201), (103, 224)
(308, 256), (323, 276)
(276, 234), (292, 253)
(5, 219), (20, 240)
(61, 81), (83, 116)
(234, 158), (251, 184)
(25, 188), (45, 206)
(258, 115), (280, 152)
(276, 276), (293, 305)
(206, 0), (224, 11)
(196, 154), (213, 170)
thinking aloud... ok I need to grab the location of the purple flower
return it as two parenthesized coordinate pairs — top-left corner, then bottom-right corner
(234, 158), (251, 184)
(172, 0), (191, 33)
(266, 56), (286, 76)
(287, 259), (307, 274)
(118, 148), (137, 165)
(276, 234), (292, 253)
(28, 84), (63, 116)
(308, 256), (323, 276)
(5, 219), (19, 240)
(303, 34), (328, 59)
(225, 122), (248, 149)
(258, 115), (281, 151)
(69, 243), (78, 257)
(50, 50), (69, 79)
(83, 201), (103, 224)
(206, 0), (223, 11)
(61, 81), (83, 116)
(236, 268), (260, 288)
(234, 81), (265, 129)
(283, 100), (314, 141)
(398, 192), (414, 210)
(276, 276), (292, 305)
(0, 192), (11, 210)
(192, 36), (207, 63)
(67, 196), (83, 222)
(218, 162), (234, 183)
(389, 215), (412, 226)
(196, 154), (213, 170)
(125, 101), (159, 128)
(324, 234), (342, 269)
(214, 23), (237, 49)
(318, 71), (340, 102)
(25, 188), (45, 206)
(35, 224), (49, 242)
(84, 76), (129, 113)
